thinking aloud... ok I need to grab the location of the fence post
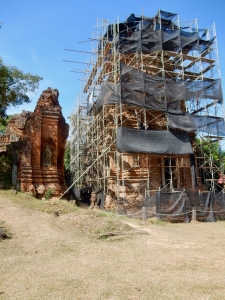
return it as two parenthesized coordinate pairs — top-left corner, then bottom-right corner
(142, 206), (147, 223)
(191, 207), (197, 222)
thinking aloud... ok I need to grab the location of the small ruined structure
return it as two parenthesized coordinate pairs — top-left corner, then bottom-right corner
(0, 88), (69, 197)
(70, 10), (225, 218)
(0, 111), (31, 152)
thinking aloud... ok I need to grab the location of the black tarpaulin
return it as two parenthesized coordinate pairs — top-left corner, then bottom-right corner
(198, 192), (215, 222)
(121, 64), (222, 102)
(167, 112), (225, 136)
(156, 190), (189, 222)
(94, 64), (222, 111)
(162, 29), (181, 51)
(186, 79), (222, 101)
(115, 28), (214, 53)
(116, 127), (193, 154)
(95, 82), (121, 109)
(213, 193), (225, 220)
(157, 10), (178, 21)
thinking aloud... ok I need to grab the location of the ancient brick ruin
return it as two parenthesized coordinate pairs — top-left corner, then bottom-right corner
(0, 88), (69, 197)
(0, 111), (31, 152)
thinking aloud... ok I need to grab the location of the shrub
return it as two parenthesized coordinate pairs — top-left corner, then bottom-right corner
(44, 188), (55, 200)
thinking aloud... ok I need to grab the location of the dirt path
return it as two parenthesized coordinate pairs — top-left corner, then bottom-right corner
(1, 193), (225, 300)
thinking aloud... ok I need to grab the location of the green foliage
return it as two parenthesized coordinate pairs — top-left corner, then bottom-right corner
(195, 137), (225, 188)
(44, 188), (55, 200)
(0, 57), (42, 122)
(147, 217), (166, 226)
(0, 114), (17, 135)
(64, 141), (70, 169)
(196, 137), (225, 167)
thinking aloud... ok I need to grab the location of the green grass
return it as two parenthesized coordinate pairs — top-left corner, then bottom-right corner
(0, 190), (79, 215)
(147, 217), (166, 226)
(82, 207), (117, 218)
(0, 190), (120, 220)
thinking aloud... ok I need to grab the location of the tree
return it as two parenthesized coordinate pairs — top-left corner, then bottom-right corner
(196, 137), (225, 166)
(0, 114), (15, 135)
(195, 137), (225, 189)
(64, 141), (70, 169)
(0, 57), (42, 123)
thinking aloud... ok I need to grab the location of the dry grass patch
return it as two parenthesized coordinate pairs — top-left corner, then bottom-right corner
(0, 190), (137, 241)
(0, 221), (12, 240)
(1, 190), (225, 299)
(59, 209), (138, 241)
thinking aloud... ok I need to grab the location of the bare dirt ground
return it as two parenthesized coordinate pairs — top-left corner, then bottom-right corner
(1, 191), (225, 300)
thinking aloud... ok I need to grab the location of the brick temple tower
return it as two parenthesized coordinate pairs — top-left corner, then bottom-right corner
(69, 10), (224, 213)
(19, 88), (69, 197)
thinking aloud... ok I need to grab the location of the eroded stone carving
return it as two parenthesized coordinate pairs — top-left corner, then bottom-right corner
(21, 141), (32, 166)
(42, 145), (52, 166)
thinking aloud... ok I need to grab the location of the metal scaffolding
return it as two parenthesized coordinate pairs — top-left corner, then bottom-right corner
(69, 10), (225, 212)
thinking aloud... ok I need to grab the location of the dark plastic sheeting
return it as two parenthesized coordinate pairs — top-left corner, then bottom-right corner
(156, 190), (190, 222)
(157, 10), (178, 21)
(102, 10), (215, 54)
(167, 113), (225, 136)
(116, 127), (193, 154)
(95, 82), (121, 110)
(120, 64), (222, 101)
(198, 191), (215, 222)
(95, 64), (222, 111)
(155, 190), (225, 222)
(116, 28), (214, 53)
(213, 193), (225, 220)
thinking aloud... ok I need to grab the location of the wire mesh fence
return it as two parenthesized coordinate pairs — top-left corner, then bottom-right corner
(116, 190), (225, 223)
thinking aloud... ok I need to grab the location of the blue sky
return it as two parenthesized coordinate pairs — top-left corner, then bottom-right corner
(1, 0), (225, 123)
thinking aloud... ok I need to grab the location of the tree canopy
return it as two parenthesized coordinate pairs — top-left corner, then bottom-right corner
(196, 137), (225, 165)
(64, 141), (70, 169)
(0, 57), (42, 123)
(0, 115), (13, 135)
